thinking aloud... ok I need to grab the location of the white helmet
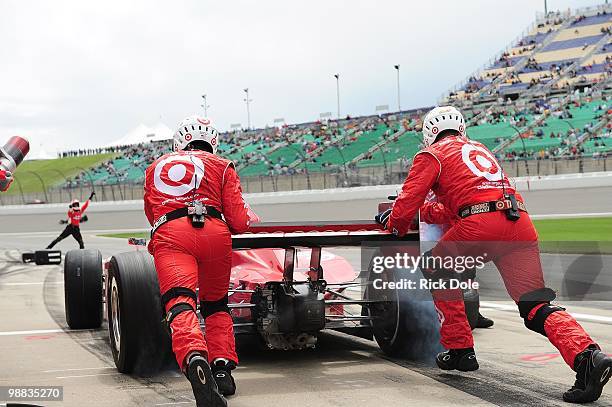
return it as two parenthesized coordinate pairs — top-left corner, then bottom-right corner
(421, 106), (466, 147)
(173, 116), (219, 154)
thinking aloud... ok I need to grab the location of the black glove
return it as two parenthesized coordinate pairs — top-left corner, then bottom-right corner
(88, 191), (96, 200)
(375, 208), (392, 229)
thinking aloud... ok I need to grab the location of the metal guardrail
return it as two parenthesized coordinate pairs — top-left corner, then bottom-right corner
(0, 156), (609, 206)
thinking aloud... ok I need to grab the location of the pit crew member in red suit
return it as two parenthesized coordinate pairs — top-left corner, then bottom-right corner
(375, 106), (611, 403)
(420, 192), (493, 329)
(47, 192), (94, 249)
(144, 115), (258, 406)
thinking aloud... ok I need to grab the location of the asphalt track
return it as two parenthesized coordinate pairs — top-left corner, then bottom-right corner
(0, 186), (611, 233)
(0, 187), (611, 406)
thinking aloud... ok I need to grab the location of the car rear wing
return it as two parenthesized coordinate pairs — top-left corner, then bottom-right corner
(232, 220), (418, 283)
(232, 220), (418, 249)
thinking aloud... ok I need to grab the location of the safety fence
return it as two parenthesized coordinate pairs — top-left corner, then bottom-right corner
(0, 156), (610, 206)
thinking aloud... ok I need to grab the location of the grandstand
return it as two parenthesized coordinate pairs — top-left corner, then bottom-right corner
(4, 3), (610, 204)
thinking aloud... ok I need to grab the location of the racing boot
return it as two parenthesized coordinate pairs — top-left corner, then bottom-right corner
(563, 346), (612, 403)
(436, 347), (479, 372)
(475, 313), (494, 329)
(212, 358), (237, 396)
(185, 354), (227, 407)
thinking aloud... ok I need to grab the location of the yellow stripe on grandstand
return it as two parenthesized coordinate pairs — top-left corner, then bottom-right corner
(534, 45), (597, 63)
(518, 71), (553, 83)
(582, 52), (612, 66)
(554, 23), (612, 41)
(557, 72), (609, 87)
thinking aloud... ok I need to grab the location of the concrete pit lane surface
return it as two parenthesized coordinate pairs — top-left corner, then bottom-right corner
(0, 188), (611, 406)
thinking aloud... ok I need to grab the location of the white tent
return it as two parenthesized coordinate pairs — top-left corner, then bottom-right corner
(25, 144), (56, 160)
(106, 123), (173, 147)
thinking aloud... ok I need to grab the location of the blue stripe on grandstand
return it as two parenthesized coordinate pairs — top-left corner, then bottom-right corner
(577, 63), (610, 74)
(598, 41), (612, 53)
(520, 58), (578, 73)
(490, 56), (523, 69)
(570, 13), (612, 27)
(521, 32), (552, 45)
(542, 34), (606, 52)
(462, 79), (491, 91)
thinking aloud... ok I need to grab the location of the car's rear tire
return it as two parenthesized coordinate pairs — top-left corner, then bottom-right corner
(366, 261), (480, 357)
(107, 251), (173, 374)
(366, 260), (444, 359)
(64, 249), (103, 329)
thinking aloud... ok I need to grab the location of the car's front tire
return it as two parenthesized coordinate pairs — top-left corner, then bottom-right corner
(107, 251), (173, 374)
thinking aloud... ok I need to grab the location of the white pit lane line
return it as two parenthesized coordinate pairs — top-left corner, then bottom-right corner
(0, 281), (64, 286)
(480, 301), (612, 324)
(55, 372), (120, 379)
(44, 367), (115, 373)
(0, 328), (98, 337)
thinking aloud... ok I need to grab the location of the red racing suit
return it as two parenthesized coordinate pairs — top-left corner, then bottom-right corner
(388, 135), (595, 369)
(144, 150), (254, 370)
(68, 200), (89, 226)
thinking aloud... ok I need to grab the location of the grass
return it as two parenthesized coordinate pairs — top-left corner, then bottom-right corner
(532, 217), (612, 241)
(8, 153), (116, 194)
(99, 232), (148, 239)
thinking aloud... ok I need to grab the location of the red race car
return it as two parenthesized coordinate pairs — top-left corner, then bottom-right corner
(62, 216), (480, 374)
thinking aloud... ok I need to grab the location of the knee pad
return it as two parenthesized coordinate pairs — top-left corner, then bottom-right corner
(518, 288), (565, 336)
(161, 287), (198, 328)
(201, 295), (230, 319)
(166, 302), (196, 326)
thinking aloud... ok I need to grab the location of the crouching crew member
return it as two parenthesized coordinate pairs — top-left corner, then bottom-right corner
(144, 116), (258, 406)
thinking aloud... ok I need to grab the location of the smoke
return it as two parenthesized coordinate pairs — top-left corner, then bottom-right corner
(396, 290), (444, 364)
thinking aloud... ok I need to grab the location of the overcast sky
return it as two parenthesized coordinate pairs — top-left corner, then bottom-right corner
(0, 0), (605, 155)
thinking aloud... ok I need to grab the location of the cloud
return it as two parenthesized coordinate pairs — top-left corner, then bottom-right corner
(0, 0), (603, 154)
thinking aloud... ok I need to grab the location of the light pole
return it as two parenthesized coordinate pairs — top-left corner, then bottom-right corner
(394, 65), (401, 112)
(510, 125), (531, 190)
(334, 74), (340, 119)
(201, 94), (210, 117)
(243, 88), (252, 129)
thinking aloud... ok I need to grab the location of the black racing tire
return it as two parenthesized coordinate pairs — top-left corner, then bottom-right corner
(64, 249), (103, 329)
(366, 258), (442, 359)
(107, 251), (173, 374)
(463, 288), (480, 330)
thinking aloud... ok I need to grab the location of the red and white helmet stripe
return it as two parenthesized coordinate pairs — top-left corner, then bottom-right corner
(173, 116), (219, 154)
(422, 106), (466, 147)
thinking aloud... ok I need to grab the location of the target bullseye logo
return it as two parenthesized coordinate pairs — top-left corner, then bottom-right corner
(184, 133), (193, 142)
(461, 143), (502, 181)
(153, 155), (204, 196)
(431, 126), (439, 135)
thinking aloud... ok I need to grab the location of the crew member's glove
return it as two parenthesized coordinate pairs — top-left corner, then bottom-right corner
(375, 208), (392, 230)
(0, 169), (13, 192)
(88, 191), (96, 200)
